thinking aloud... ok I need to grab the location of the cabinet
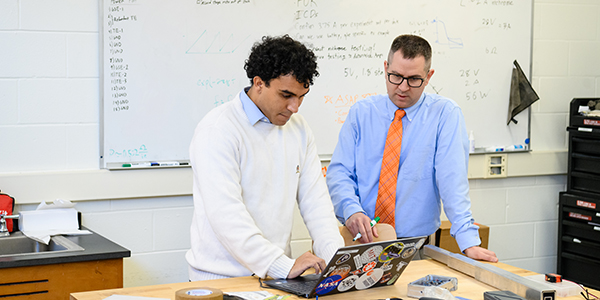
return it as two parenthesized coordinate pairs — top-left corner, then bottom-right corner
(557, 98), (600, 290)
(0, 259), (123, 299)
(0, 228), (130, 299)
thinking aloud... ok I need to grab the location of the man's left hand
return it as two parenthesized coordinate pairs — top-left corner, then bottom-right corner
(464, 246), (498, 262)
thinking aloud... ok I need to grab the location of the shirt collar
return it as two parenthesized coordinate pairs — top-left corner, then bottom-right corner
(384, 92), (426, 122)
(240, 86), (270, 125)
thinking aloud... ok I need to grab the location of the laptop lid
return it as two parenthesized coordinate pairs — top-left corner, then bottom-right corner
(263, 236), (427, 298)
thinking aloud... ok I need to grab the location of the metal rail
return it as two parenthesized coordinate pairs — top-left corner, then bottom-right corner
(423, 245), (555, 300)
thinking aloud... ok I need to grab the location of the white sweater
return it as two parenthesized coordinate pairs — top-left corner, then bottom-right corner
(186, 91), (344, 280)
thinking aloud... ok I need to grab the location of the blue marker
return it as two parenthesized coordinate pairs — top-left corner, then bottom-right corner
(506, 144), (524, 151)
(485, 147), (504, 152)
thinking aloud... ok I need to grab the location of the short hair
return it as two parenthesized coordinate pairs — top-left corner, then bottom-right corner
(244, 35), (319, 88)
(388, 34), (432, 72)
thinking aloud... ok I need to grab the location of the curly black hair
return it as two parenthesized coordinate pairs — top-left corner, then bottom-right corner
(244, 35), (319, 88)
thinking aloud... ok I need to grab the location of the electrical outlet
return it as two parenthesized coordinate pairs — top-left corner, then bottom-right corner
(483, 153), (507, 178)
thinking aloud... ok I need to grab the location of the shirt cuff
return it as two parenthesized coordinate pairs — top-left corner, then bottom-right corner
(343, 206), (366, 224)
(455, 225), (482, 253)
(267, 254), (295, 279)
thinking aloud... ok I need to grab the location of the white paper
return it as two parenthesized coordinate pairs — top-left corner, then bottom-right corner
(19, 203), (89, 245)
(37, 198), (76, 210)
(226, 291), (276, 300)
(23, 229), (91, 244)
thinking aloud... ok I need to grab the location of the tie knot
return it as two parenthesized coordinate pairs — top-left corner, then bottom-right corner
(395, 109), (405, 121)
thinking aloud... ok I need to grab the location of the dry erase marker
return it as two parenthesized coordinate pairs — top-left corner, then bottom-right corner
(158, 161), (180, 166)
(122, 162), (151, 167)
(353, 216), (380, 241)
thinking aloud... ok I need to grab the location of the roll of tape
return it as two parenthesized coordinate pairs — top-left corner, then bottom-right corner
(175, 287), (224, 300)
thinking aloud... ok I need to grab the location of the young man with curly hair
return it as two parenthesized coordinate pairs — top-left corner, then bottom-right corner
(186, 35), (344, 281)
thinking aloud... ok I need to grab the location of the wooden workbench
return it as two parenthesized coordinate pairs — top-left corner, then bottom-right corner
(70, 259), (590, 300)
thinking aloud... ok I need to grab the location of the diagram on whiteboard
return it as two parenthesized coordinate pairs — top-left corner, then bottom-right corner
(186, 30), (251, 54)
(432, 18), (464, 49)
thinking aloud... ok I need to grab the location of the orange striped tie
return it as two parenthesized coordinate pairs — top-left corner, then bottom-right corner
(375, 109), (405, 228)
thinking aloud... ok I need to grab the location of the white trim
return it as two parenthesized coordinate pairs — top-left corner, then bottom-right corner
(2, 150), (567, 204)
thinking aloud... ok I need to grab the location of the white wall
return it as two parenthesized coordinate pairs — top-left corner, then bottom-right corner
(1, 0), (600, 287)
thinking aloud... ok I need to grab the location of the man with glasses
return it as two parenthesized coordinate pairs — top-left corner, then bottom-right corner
(326, 34), (498, 262)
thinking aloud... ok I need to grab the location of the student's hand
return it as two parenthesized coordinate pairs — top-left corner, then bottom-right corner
(287, 252), (327, 279)
(464, 246), (498, 262)
(346, 212), (379, 244)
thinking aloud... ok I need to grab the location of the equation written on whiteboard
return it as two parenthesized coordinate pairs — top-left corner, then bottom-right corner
(108, 144), (149, 159)
(195, 76), (238, 107)
(459, 68), (491, 101)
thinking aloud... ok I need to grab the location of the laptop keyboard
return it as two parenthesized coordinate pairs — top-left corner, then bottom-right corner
(278, 278), (318, 295)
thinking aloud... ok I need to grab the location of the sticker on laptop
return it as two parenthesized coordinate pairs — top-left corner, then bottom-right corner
(396, 261), (408, 272)
(381, 261), (393, 271)
(401, 246), (416, 259)
(353, 255), (363, 269)
(378, 242), (405, 262)
(315, 274), (343, 295)
(326, 264), (350, 278)
(360, 245), (383, 264)
(336, 253), (351, 265)
(337, 274), (359, 292)
(380, 272), (393, 283)
(356, 268), (383, 290)
(362, 261), (377, 273)
(387, 273), (400, 285)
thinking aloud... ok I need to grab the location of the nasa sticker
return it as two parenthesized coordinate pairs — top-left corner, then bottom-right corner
(336, 253), (351, 265)
(337, 274), (359, 292)
(378, 242), (405, 262)
(315, 274), (343, 295)
(355, 268), (383, 290)
(360, 245), (383, 264)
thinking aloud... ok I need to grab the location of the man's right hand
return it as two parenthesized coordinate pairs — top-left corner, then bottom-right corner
(287, 252), (326, 279)
(345, 212), (379, 244)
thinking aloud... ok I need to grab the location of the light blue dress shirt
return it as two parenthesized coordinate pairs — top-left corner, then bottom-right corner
(326, 92), (481, 252)
(240, 87), (270, 125)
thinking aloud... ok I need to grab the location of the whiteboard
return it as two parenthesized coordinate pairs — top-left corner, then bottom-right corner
(101, 0), (533, 168)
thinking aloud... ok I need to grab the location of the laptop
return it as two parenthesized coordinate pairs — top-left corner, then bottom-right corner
(263, 236), (427, 298)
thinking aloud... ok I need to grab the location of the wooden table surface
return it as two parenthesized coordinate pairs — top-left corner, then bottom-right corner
(70, 259), (591, 300)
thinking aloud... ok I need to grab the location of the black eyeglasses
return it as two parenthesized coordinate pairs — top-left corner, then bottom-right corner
(387, 73), (425, 88)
